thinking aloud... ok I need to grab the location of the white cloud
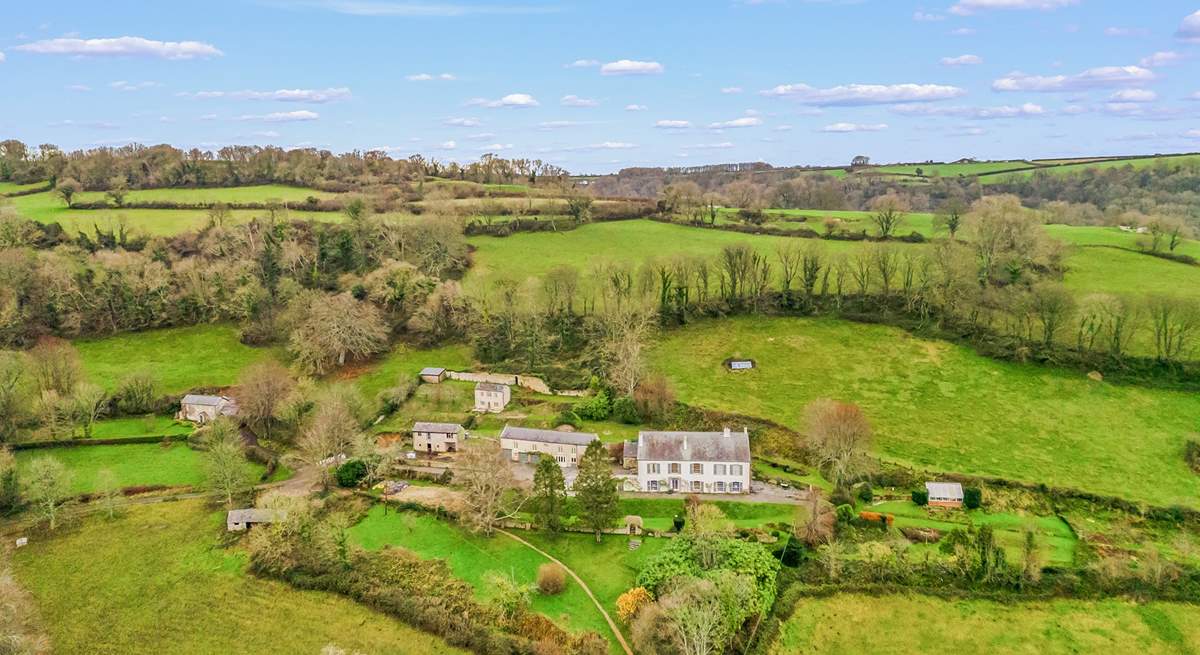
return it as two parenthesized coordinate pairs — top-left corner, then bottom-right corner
(891, 102), (1045, 118)
(1104, 27), (1149, 37)
(406, 72), (455, 81)
(466, 93), (539, 108)
(66, 84), (91, 92)
(539, 120), (583, 129)
(773, 124), (793, 132)
(479, 143), (513, 151)
(565, 59), (599, 68)
(110, 80), (158, 91)
(721, 86), (743, 94)
(560, 94), (599, 107)
(285, 2), (558, 17)
(1061, 104), (1089, 115)
(950, 0), (1077, 16)
(0, 52), (5, 64)
(561, 141), (638, 151)
(1140, 51), (1182, 68)
(199, 113), (218, 121)
(820, 122), (888, 132)
(708, 117), (763, 129)
(941, 54), (982, 66)
(444, 117), (481, 127)
(465, 132), (494, 141)
(14, 36), (222, 59)
(760, 82), (966, 105)
(600, 59), (664, 76)
(236, 110), (319, 122)
(1177, 10), (1200, 43)
(682, 142), (735, 150)
(654, 119), (692, 129)
(625, 104), (647, 111)
(992, 65), (1154, 92)
(252, 130), (281, 138)
(181, 87), (352, 103)
(1110, 89), (1157, 102)
(436, 140), (457, 150)
(913, 11), (945, 21)
(950, 27), (977, 36)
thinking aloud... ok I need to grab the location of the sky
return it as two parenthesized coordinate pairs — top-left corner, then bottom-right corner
(1, 1), (1199, 174)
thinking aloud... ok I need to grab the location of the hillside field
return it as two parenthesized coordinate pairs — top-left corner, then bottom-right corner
(13, 442), (236, 494)
(11, 501), (466, 655)
(647, 315), (1200, 507)
(768, 594), (1200, 654)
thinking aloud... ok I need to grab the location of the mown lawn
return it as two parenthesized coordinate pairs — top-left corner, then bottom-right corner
(12, 501), (466, 655)
(648, 315), (1200, 507)
(74, 324), (284, 392)
(13, 442), (236, 494)
(348, 506), (625, 651)
(769, 593), (1200, 654)
(88, 415), (193, 439)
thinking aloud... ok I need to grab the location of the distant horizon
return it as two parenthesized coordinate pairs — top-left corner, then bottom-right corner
(2, 1), (1199, 174)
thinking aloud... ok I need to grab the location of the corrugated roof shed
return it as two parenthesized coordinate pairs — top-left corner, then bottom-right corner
(925, 481), (964, 500)
(500, 425), (598, 447)
(637, 429), (751, 463)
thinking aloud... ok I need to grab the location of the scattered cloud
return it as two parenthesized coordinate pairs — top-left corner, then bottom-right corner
(252, 130), (282, 138)
(1178, 11), (1200, 43)
(406, 72), (456, 81)
(277, 1), (559, 17)
(820, 122), (888, 132)
(625, 104), (647, 111)
(992, 65), (1154, 92)
(236, 110), (320, 122)
(654, 119), (692, 129)
(949, 27), (977, 36)
(708, 117), (763, 128)
(891, 102), (1046, 118)
(913, 11), (945, 21)
(48, 119), (120, 129)
(1140, 51), (1182, 68)
(760, 82), (966, 105)
(565, 59), (599, 68)
(773, 124), (793, 132)
(466, 93), (539, 108)
(950, 0), (1078, 17)
(560, 94), (599, 107)
(0, 52), (5, 64)
(600, 59), (664, 76)
(721, 86), (743, 94)
(110, 80), (158, 92)
(1061, 104), (1089, 115)
(1110, 89), (1157, 102)
(435, 140), (457, 150)
(444, 117), (481, 127)
(538, 120), (583, 129)
(465, 132), (494, 141)
(559, 141), (638, 151)
(682, 142), (735, 149)
(14, 36), (222, 59)
(479, 143), (514, 151)
(179, 87), (352, 103)
(66, 84), (91, 92)
(1185, 129), (1200, 139)
(941, 54), (982, 66)
(1104, 26), (1149, 37)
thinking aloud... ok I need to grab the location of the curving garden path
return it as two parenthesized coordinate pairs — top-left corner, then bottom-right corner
(496, 528), (634, 655)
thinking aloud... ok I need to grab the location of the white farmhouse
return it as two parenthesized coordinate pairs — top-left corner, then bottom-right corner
(474, 382), (511, 413)
(178, 394), (239, 424)
(636, 428), (751, 494)
(499, 425), (598, 467)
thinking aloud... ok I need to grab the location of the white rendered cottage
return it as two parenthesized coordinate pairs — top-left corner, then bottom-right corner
(474, 382), (511, 413)
(636, 428), (751, 494)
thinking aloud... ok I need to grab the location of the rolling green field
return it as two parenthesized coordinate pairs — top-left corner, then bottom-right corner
(982, 153), (1200, 184)
(87, 415), (194, 439)
(349, 506), (660, 652)
(70, 184), (337, 206)
(0, 180), (48, 195)
(11, 501), (466, 655)
(647, 315), (1200, 507)
(75, 324), (284, 393)
(716, 208), (938, 236)
(1063, 245), (1200, 302)
(1047, 224), (1200, 261)
(349, 342), (474, 401)
(872, 161), (1032, 177)
(769, 594), (1200, 654)
(13, 442), (232, 494)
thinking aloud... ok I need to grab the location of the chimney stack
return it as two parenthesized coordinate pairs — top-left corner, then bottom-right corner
(683, 435), (689, 450)
(723, 427), (731, 438)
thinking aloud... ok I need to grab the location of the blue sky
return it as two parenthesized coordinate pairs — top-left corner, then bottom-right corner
(1, 1), (1199, 173)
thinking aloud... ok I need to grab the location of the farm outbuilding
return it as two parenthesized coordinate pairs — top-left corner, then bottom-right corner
(420, 367), (448, 383)
(226, 508), (286, 532)
(925, 481), (965, 508)
(178, 394), (238, 424)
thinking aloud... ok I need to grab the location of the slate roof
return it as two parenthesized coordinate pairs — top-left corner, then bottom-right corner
(420, 367), (446, 376)
(925, 481), (964, 500)
(227, 508), (285, 524)
(500, 425), (598, 447)
(182, 394), (230, 406)
(623, 440), (638, 459)
(637, 429), (751, 463)
(476, 382), (508, 392)
(412, 421), (462, 435)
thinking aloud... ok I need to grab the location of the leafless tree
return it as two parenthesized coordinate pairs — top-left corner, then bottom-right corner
(235, 360), (295, 440)
(289, 293), (390, 375)
(804, 398), (872, 491)
(869, 193), (908, 239)
(456, 439), (524, 536)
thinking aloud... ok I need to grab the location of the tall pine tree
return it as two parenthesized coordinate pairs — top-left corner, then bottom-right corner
(574, 440), (620, 542)
(532, 457), (566, 531)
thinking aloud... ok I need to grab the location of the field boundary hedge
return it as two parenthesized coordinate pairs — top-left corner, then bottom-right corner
(10, 434), (189, 450)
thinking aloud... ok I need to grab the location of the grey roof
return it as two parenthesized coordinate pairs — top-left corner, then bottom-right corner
(476, 382), (508, 392)
(420, 367), (446, 375)
(227, 508), (285, 524)
(925, 481), (964, 500)
(500, 425), (598, 447)
(412, 421), (462, 434)
(623, 440), (638, 458)
(637, 429), (751, 463)
(182, 394), (231, 406)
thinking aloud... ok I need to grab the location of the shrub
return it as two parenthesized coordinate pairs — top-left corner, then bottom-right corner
(912, 489), (929, 506)
(857, 482), (873, 503)
(335, 459), (368, 488)
(115, 371), (160, 415)
(672, 514), (685, 532)
(554, 408), (580, 429)
(573, 390), (611, 421)
(536, 563), (567, 595)
(436, 468), (454, 485)
(611, 395), (640, 424)
(835, 504), (855, 524)
(964, 486), (983, 510)
(377, 381), (417, 414)
(616, 587), (653, 623)
(830, 486), (855, 508)
(777, 537), (805, 567)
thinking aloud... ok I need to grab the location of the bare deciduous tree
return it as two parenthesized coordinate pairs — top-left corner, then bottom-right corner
(25, 455), (73, 529)
(200, 418), (255, 507)
(235, 360), (295, 440)
(869, 193), (908, 239)
(457, 439), (523, 536)
(289, 294), (390, 375)
(804, 398), (872, 491)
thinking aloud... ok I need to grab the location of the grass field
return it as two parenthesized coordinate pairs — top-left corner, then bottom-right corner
(0, 180), (48, 195)
(981, 153), (1200, 184)
(12, 441), (236, 494)
(11, 500), (466, 655)
(872, 161), (1032, 177)
(1047, 224), (1200, 261)
(769, 593), (1200, 654)
(70, 184), (338, 206)
(349, 506), (654, 652)
(87, 415), (194, 439)
(75, 324), (284, 393)
(1063, 245), (1200, 303)
(647, 315), (1200, 507)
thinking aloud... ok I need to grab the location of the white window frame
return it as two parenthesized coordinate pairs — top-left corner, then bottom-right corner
(731, 481), (742, 492)
(730, 464), (743, 476)
(690, 463), (703, 475)
(648, 463), (661, 474)
(715, 481), (726, 492)
(669, 463), (681, 474)
(649, 480), (659, 491)
(714, 463), (727, 476)
(691, 480), (702, 492)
